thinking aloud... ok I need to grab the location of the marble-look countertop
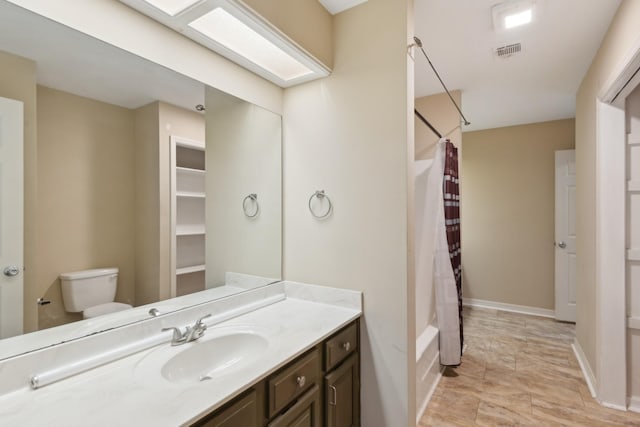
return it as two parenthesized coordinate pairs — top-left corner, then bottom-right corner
(0, 285), (361, 426)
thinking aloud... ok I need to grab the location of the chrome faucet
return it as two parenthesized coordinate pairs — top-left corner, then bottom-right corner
(162, 314), (212, 346)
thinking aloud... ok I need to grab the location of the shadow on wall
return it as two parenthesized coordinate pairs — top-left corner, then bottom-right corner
(415, 91), (463, 161)
(37, 280), (82, 330)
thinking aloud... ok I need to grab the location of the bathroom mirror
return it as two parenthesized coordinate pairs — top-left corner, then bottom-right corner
(0, 2), (281, 360)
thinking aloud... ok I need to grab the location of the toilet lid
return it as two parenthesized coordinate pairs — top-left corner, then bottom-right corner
(83, 302), (133, 319)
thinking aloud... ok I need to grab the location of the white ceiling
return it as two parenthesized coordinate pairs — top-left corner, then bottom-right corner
(0, 1), (204, 111)
(1, 0), (620, 130)
(414, 0), (622, 132)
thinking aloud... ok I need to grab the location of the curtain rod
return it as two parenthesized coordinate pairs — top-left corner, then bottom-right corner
(413, 36), (470, 127)
(414, 108), (442, 138)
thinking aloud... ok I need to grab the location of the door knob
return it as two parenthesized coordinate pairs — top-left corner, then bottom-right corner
(3, 266), (20, 277)
(557, 241), (567, 249)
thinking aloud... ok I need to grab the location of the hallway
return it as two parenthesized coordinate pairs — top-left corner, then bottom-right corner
(419, 307), (640, 426)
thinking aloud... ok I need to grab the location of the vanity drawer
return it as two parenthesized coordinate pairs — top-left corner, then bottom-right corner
(324, 322), (357, 371)
(268, 348), (321, 418)
(267, 385), (320, 427)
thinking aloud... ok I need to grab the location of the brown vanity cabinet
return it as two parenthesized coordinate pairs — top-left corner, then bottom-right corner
(191, 319), (360, 427)
(323, 322), (359, 427)
(192, 388), (261, 427)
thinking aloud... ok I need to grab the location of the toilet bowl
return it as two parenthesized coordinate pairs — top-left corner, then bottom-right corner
(59, 268), (133, 319)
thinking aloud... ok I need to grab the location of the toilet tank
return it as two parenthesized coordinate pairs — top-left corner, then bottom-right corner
(59, 268), (119, 313)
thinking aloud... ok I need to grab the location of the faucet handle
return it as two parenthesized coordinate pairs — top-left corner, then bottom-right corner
(162, 327), (184, 345)
(195, 314), (212, 327)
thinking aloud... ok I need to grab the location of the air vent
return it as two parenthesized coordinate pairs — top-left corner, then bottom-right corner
(495, 43), (522, 58)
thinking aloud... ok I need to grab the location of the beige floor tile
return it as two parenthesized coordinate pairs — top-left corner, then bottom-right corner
(475, 401), (533, 426)
(418, 306), (640, 427)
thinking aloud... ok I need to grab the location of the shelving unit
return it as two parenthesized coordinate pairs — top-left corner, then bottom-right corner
(628, 131), (640, 323)
(170, 136), (206, 298)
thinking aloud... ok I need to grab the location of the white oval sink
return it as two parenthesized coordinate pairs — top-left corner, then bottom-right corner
(135, 326), (268, 385)
(162, 332), (267, 383)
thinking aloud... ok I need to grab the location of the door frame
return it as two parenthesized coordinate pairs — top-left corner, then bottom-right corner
(594, 37), (640, 410)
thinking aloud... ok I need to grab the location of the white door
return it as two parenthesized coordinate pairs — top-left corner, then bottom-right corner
(555, 149), (577, 322)
(0, 96), (23, 338)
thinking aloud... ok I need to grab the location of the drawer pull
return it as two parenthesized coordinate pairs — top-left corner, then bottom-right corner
(342, 341), (351, 352)
(296, 375), (306, 388)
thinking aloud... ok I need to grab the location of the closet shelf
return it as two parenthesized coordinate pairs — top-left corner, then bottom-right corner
(628, 133), (640, 146)
(176, 225), (205, 236)
(176, 264), (206, 275)
(628, 180), (640, 192)
(628, 249), (640, 261)
(176, 166), (205, 175)
(177, 191), (205, 199)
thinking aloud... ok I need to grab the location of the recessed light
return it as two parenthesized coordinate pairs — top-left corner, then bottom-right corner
(492, 0), (537, 32)
(142, 0), (201, 16)
(504, 9), (532, 29)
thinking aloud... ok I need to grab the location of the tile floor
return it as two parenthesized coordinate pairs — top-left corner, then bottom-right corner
(419, 306), (640, 426)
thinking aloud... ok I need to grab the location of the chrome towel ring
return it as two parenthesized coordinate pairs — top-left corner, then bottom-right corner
(308, 190), (332, 219)
(243, 193), (259, 218)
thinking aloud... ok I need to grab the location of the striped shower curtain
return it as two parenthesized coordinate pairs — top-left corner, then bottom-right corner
(433, 139), (463, 366)
(443, 141), (463, 353)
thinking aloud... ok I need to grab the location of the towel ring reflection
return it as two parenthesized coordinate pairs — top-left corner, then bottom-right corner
(308, 190), (332, 219)
(243, 193), (259, 218)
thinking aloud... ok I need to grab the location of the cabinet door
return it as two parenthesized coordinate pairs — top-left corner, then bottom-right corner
(325, 354), (359, 427)
(268, 384), (321, 427)
(193, 389), (258, 427)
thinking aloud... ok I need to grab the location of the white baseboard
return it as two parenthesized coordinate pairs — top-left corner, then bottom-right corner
(601, 401), (628, 411)
(572, 339), (597, 398)
(463, 298), (555, 318)
(416, 353), (444, 423)
(628, 396), (640, 413)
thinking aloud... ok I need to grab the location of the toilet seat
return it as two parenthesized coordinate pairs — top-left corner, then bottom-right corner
(83, 302), (133, 319)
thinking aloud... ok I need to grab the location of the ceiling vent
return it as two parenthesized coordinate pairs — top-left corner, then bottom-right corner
(495, 42), (522, 58)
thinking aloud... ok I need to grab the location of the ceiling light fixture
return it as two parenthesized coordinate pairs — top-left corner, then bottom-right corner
(504, 9), (532, 29)
(492, 0), (537, 32)
(188, 7), (313, 81)
(119, 0), (330, 87)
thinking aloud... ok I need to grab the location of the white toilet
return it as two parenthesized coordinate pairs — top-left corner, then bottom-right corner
(60, 268), (132, 319)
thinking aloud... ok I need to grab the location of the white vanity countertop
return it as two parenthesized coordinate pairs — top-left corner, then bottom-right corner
(0, 294), (361, 426)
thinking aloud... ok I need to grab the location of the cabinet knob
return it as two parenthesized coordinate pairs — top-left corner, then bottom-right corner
(342, 341), (351, 352)
(296, 375), (306, 388)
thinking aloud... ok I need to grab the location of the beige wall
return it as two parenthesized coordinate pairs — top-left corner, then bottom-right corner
(283, 0), (414, 425)
(134, 102), (161, 305)
(461, 119), (575, 309)
(134, 101), (205, 305)
(243, 0), (333, 69)
(415, 90), (462, 159)
(205, 87), (282, 287)
(36, 86), (136, 329)
(575, 0), (640, 376)
(0, 51), (38, 332)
